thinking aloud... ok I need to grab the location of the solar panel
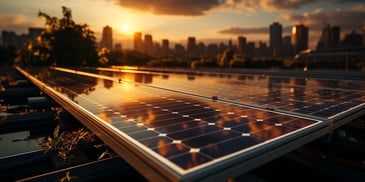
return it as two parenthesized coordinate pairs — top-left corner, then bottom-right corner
(18, 66), (365, 181)
(91, 67), (365, 120)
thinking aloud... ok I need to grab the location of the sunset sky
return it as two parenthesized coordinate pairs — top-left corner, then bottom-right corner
(0, 0), (364, 49)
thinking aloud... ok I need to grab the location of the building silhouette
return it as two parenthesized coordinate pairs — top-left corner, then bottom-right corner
(2, 27), (45, 49)
(206, 43), (218, 58)
(174, 44), (185, 56)
(237, 36), (247, 55)
(363, 22), (365, 47)
(269, 22), (283, 57)
(316, 24), (340, 51)
(341, 30), (363, 48)
(187, 37), (197, 56)
(28, 28), (44, 40)
(292, 24), (309, 54)
(144, 34), (153, 55)
(100, 25), (113, 50)
(114, 43), (122, 51)
(246, 42), (255, 57)
(161, 39), (170, 57)
(133, 32), (144, 52)
(282, 35), (293, 57)
(197, 42), (206, 56)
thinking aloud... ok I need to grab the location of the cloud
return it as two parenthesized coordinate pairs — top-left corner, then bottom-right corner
(113, 0), (224, 16)
(217, 26), (292, 35)
(259, 0), (317, 10)
(0, 14), (41, 34)
(112, 0), (365, 16)
(233, 0), (365, 11)
(218, 27), (267, 34)
(284, 7), (365, 33)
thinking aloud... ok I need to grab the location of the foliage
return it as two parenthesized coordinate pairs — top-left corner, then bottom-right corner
(121, 50), (153, 66)
(58, 171), (78, 182)
(0, 45), (17, 66)
(190, 58), (218, 68)
(219, 48), (234, 67)
(94, 143), (114, 160)
(38, 125), (89, 161)
(146, 57), (189, 67)
(19, 6), (102, 66)
(229, 59), (245, 68)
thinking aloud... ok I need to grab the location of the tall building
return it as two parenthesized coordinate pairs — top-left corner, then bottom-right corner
(269, 22), (283, 56)
(2, 31), (27, 48)
(174, 44), (185, 56)
(206, 43), (218, 58)
(114, 43), (122, 51)
(363, 22), (365, 47)
(282, 35), (293, 57)
(197, 42), (206, 56)
(100, 25), (113, 50)
(2, 27), (45, 49)
(161, 39), (169, 57)
(316, 24), (340, 50)
(341, 30), (363, 48)
(134, 32), (144, 52)
(187, 37), (196, 56)
(144, 34), (153, 55)
(153, 42), (161, 57)
(237, 36), (247, 55)
(292, 24), (309, 54)
(246, 42), (255, 57)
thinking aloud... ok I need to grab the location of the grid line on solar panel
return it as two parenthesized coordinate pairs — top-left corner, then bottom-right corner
(52, 66), (365, 121)
(56, 67), (365, 123)
(21, 67), (336, 178)
(73, 84), (321, 170)
(118, 71), (364, 119)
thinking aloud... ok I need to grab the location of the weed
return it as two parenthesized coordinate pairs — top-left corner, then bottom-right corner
(38, 125), (89, 161)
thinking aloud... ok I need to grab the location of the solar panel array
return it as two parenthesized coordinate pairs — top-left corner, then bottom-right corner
(21, 66), (365, 181)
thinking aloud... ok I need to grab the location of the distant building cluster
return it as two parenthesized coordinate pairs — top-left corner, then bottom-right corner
(126, 22), (365, 58)
(1, 28), (45, 49)
(2, 22), (365, 59)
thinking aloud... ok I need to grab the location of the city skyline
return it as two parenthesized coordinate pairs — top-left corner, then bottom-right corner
(0, 0), (364, 49)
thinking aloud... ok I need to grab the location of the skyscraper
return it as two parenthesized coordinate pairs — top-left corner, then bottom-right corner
(100, 25), (113, 50)
(269, 22), (282, 56)
(144, 34), (153, 55)
(292, 24), (309, 54)
(162, 39), (169, 57)
(187, 37), (196, 56)
(363, 22), (365, 47)
(237, 36), (247, 55)
(134, 32), (144, 52)
(316, 24), (340, 50)
(282, 35), (293, 57)
(206, 43), (218, 58)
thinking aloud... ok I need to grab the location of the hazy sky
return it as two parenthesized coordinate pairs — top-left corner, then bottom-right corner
(0, 0), (364, 49)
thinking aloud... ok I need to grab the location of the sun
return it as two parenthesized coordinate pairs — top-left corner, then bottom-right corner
(121, 24), (130, 33)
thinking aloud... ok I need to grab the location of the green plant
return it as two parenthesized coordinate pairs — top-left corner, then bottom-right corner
(38, 125), (89, 161)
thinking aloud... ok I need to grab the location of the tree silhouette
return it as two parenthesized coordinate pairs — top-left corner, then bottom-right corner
(219, 48), (234, 67)
(23, 6), (102, 66)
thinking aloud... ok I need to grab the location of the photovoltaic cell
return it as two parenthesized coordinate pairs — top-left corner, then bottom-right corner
(20, 66), (365, 181)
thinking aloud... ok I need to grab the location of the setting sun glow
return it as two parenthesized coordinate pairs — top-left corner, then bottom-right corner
(122, 24), (130, 33)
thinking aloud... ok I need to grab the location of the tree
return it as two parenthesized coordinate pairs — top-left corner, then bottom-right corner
(218, 48), (234, 67)
(0, 45), (17, 67)
(23, 6), (102, 66)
